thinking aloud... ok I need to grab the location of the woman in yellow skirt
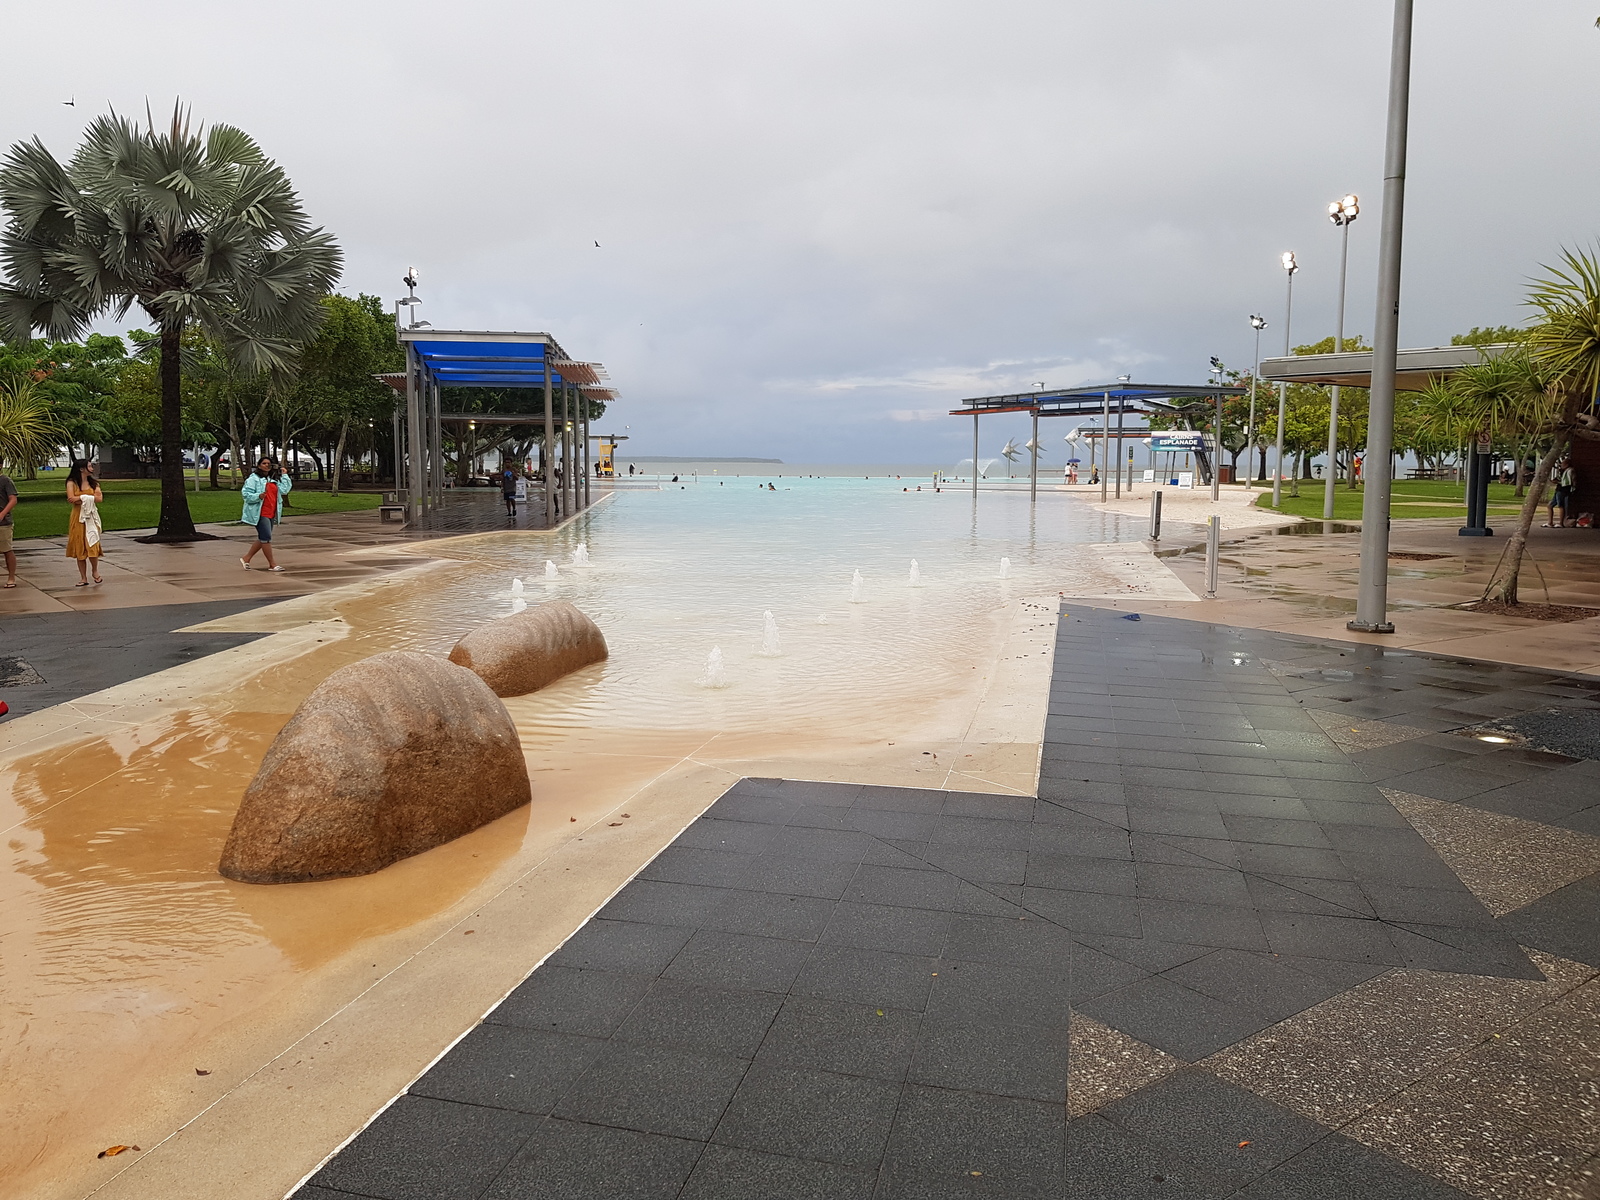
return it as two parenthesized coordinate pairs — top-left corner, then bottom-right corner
(65, 459), (104, 586)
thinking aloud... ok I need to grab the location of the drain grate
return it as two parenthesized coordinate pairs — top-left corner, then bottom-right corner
(0, 656), (46, 687)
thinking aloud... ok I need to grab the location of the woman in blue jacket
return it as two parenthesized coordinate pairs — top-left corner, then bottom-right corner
(240, 457), (292, 572)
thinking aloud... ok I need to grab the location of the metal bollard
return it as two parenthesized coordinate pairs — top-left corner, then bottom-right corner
(1204, 514), (1220, 599)
(1149, 490), (1163, 540)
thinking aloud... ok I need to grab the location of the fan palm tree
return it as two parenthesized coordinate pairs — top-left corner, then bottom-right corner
(0, 104), (341, 540)
(1481, 248), (1600, 604)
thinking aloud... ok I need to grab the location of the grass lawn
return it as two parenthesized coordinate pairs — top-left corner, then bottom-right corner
(4, 475), (382, 539)
(1253, 478), (1530, 521)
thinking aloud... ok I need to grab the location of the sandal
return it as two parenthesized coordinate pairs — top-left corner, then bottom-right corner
(74, 581), (89, 587)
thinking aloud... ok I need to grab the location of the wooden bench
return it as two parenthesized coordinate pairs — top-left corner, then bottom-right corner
(379, 504), (406, 524)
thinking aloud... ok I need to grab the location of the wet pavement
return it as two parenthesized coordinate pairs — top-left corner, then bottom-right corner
(294, 605), (1600, 1200)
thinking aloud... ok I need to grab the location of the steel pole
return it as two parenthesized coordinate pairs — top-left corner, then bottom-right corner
(1272, 271), (1295, 507)
(1115, 399), (1125, 498)
(1324, 218), (1352, 520)
(972, 414), (979, 497)
(1030, 407), (1039, 502)
(405, 348), (424, 524)
(583, 396), (592, 508)
(543, 351), (555, 526)
(1350, 0), (1412, 634)
(1247, 326), (1261, 485)
(1101, 391), (1110, 502)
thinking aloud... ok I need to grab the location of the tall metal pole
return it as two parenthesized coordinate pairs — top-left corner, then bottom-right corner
(542, 348), (555, 526)
(1115, 400), (1125, 498)
(1247, 318), (1264, 485)
(405, 347), (424, 524)
(391, 404), (402, 497)
(1030, 407), (1039, 502)
(1211, 382), (1223, 501)
(972, 414), (979, 497)
(1100, 391), (1110, 501)
(582, 393), (592, 508)
(1325, 215), (1352, 520)
(1272, 262), (1297, 507)
(1350, 0), (1413, 634)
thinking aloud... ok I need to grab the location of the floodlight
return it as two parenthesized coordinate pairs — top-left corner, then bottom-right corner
(1281, 251), (1298, 274)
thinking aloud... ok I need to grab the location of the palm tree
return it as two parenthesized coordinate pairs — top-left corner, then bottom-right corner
(0, 104), (340, 540)
(0, 374), (64, 473)
(1481, 248), (1600, 604)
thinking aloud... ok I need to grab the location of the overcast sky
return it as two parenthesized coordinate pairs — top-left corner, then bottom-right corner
(5, 1), (1597, 464)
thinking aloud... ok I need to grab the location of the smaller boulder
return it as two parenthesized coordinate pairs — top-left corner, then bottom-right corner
(219, 651), (531, 884)
(448, 601), (608, 697)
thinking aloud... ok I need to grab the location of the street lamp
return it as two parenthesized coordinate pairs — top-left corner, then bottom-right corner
(1247, 315), (1267, 487)
(1272, 251), (1299, 508)
(1209, 356), (1225, 501)
(1324, 194), (1359, 520)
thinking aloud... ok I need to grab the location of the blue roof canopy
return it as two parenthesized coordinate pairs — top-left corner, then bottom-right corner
(398, 328), (594, 390)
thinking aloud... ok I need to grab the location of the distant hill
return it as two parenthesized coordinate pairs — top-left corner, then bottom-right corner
(626, 456), (784, 463)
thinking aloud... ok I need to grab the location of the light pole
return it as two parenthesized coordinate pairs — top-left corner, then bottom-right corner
(1272, 252), (1298, 508)
(1324, 195), (1359, 520)
(1247, 315), (1266, 486)
(1350, 0), (1412, 635)
(1209, 356), (1225, 500)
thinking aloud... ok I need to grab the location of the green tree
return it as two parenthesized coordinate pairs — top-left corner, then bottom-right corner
(0, 104), (340, 540)
(1484, 250), (1600, 603)
(1451, 325), (1530, 347)
(0, 374), (66, 473)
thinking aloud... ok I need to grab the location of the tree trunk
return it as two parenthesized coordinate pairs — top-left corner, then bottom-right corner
(1483, 436), (1565, 605)
(150, 322), (200, 541)
(331, 418), (349, 497)
(1289, 452), (1301, 498)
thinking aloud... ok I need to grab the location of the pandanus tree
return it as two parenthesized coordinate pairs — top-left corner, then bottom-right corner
(0, 104), (341, 540)
(1479, 249), (1600, 604)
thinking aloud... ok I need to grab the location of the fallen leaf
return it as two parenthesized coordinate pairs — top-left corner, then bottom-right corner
(569, 816), (577, 822)
(194, 1068), (211, 1076)
(1237, 1141), (1251, 1148)
(970, 1171), (983, 1177)
(98, 1146), (140, 1158)
(876, 1010), (885, 1017)
(608, 822), (622, 827)
(622, 813), (631, 818)
(463, 930), (475, 936)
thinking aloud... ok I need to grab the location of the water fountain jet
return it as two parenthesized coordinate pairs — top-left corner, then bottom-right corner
(1000, 557), (1011, 579)
(850, 570), (865, 603)
(511, 577), (525, 596)
(572, 543), (590, 566)
(759, 611), (782, 656)
(545, 561), (559, 580)
(908, 560), (922, 587)
(699, 646), (729, 688)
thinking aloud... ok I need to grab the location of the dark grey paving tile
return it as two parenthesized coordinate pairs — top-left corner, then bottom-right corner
(882, 1085), (1065, 1193)
(1068, 941), (1153, 1000)
(554, 1042), (748, 1140)
(481, 1118), (701, 1200)
(755, 995), (921, 1081)
(1162, 948), (1341, 1020)
(841, 807), (940, 840)
(639, 845), (751, 887)
(1097, 1068), (1328, 1190)
(1135, 862), (1253, 907)
(1234, 842), (1351, 880)
(793, 943), (939, 1011)
(662, 930), (813, 993)
(1220, 814), (1333, 848)
(702, 793), (799, 825)
(1259, 911), (1403, 966)
(700, 889), (838, 941)
(929, 814), (1033, 851)
(712, 1064), (899, 1168)
(1025, 852), (1137, 895)
(821, 901), (951, 956)
(734, 853), (862, 899)
(1030, 823), (1133, 860)
(918, 843), (1029, 885)
(679, 1145), (876, 1200)
(1360, 882), (1496, 928)
(851, 784), (948, 813)
(547, 919), (694, 975)
(676, 817), (785, 854)
(1231, 1127), (1473, 1199)
(925, 958), (1074, 1030)
(843, 863), (960, 910)
(1495, 871), (1600, 968)
(1386, 922), (1543, 979)
(942, 791), (1037, 821)
(1076, 975), (1274, 1060)
(1337, 849), (1464, 889)
(598, 880), (730, 928)
(1077, 933), (1211, 974)
(410, 1025), (606, 1114)
(941, 913), (1078, 969)
(1126, 807), (1232, 839)
(614, 979), (784, 1057)
(909, 1016), (1069, 1102)
(1137, 898), (1268, 952)
(309, 1094), (539, 1200)
(1244, 873), (1374, 918)
(1064, 1112), (1232, 1200)
(490, 966), (653, 1037)
(1130, 833), (1241, 869)
(1021, 885), (1143, 938)
(767, 826), (879, 862)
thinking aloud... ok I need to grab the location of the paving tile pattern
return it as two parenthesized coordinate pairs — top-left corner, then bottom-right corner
(299, 605), (1600, 1199)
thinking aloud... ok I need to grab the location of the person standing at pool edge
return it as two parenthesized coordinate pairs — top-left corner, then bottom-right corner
(240, 456), (291, 572)
(0, 468), (17, 587)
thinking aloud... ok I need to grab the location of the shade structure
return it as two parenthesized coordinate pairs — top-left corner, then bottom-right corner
(385, 328), (616, 528)
(950, 381), (1245, 419)
(1256, 343), (1514, 391)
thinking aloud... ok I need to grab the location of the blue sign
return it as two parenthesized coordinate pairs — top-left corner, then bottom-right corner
(1149, 431), (1209, 452)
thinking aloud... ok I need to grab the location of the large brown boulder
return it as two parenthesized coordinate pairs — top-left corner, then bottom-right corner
(219, 651), (532, 884)
(447, 600), (608, 697)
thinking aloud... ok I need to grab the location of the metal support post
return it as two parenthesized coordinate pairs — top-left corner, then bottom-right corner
(1100, 391), (1110, 502)
(1325, 216), (1352, 520)
(1030, 407), (1039, 502)
(1350, 0), (1413, 634)
(1212, 388), (1222, 501)
(542, 352), (555, 526)
(1150, 490), (1162, 540)
(1204, 515), (1221, 598)
(582, 397), (592, 508)
(405, 347), (424, 524)
(391, 404), (402, 495)
(1115, 400), (1125, 499)
(972, 414), (979, 497)
(433, 380), (444, 509)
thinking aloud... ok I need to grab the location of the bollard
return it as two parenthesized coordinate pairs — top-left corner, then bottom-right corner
(1204, 514), (1220, 599)
(1149, 490), (1163, 541)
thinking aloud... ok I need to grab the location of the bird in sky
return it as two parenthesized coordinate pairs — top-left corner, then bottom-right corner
(594, 241), (601, 247)
(64, 96), (75, 106)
